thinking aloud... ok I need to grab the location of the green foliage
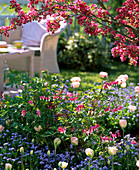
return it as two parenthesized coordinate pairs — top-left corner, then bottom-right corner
(58, 32), (111, 71)
(1, 70), (139, 147)
(0, 70), (139, 169)
(108, 0), (125, 16)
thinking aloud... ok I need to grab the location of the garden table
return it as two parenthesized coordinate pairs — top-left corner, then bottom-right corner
(0, 46), (34, 94)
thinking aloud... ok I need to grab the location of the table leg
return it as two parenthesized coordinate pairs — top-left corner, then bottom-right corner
(29, 54), (34, 78)
(0, 60), (4, 94)
(39, 55), (43, 78)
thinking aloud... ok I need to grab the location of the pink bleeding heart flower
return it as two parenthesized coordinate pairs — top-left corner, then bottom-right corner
(37, 109), (41, 117)
(58, 126), (66, 133)
(28, 100), (33, 104)
(21, 110), (26, 117)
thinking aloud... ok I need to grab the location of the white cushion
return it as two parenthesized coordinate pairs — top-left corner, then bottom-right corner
(21, 20), (47, 47)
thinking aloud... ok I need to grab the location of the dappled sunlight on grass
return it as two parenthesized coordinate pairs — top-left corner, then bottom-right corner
(59, 60), (139, 90)
(9, 60), (139, 91)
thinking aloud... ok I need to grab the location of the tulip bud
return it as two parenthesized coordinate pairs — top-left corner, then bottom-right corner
(47, 150), (50, 157)
(136, 160), (139, 167)
(124, 150), (127, 154)
(126, 145), (130, 151)
(5, 163), (12, 170)
(20, 147), (24, 155)
(0, 125), (4, 132)
(71, 137), (78, 146)
(34, 125), (42, 132)
(30, 150), (33, 155)
(85, 148), (94, 158)
(107, 159), (110, 165)
(54, 138), (61, 148)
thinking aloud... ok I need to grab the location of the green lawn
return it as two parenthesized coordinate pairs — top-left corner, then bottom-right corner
(60, 60), (139, 90)
(8, 60), (139, 91)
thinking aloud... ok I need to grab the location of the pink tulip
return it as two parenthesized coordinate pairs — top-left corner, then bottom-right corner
(70, 77), (81, 82)
(119, 119), (127, 128)
(72, 82), (80, 88)
(99, 71), (108, 78)
(135, 86), (139, 93)
(0, 125), (4, 132)
(136, 160), (139, 167)
(118, 74), (128, 80)
(71, 137), (78, 146)
(128, 105), (136, 112)
(115, 74), (128, 85)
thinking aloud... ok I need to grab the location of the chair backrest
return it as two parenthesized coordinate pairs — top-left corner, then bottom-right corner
(0, 0), (41, 40)
(2, 26), (22, 44)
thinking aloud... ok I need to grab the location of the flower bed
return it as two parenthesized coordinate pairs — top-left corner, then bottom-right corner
(0, 70), (139, 170)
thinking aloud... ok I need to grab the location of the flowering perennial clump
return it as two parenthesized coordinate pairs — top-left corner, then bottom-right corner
(0, 71), (139, 169)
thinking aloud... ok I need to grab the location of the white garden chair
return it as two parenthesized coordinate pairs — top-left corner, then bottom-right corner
(2, 21), (67, 77)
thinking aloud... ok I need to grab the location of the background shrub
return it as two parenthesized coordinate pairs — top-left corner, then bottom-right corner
(57, 32), (111, 71)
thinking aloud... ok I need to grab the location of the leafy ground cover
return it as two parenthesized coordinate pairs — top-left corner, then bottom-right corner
(1, 66), (139, 169)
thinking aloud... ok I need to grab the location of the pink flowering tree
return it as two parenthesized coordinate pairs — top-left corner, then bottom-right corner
(0, 0), (139, 65)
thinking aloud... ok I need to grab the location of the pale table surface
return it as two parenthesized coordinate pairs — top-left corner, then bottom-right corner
(0, 47), (34, 94)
